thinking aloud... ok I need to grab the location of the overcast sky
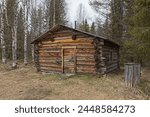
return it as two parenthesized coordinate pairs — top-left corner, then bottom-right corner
(66, 0), (97, 25)
(37, 0), (97, 25)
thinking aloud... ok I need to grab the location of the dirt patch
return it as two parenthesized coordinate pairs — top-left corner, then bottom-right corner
(0, 62), (149, 100)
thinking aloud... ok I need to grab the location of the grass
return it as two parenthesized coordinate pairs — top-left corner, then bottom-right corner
(0, 62), (150, 100)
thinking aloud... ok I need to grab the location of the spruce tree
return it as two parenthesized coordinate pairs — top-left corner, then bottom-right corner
(49, 0), (67, 28)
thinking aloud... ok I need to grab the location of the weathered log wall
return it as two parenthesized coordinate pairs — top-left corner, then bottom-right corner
(36, 31), (96, 74)
(102, 41), (119, 73)
(34, 29), (119, 74)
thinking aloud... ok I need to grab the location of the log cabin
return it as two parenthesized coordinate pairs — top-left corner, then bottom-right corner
(31, 24), (120, 74)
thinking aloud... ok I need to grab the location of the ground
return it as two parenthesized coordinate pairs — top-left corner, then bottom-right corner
(0, 62), (149, 100)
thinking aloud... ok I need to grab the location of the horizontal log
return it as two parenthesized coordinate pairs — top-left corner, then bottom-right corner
(39, 59), (60, 62)
(64, 67), (75, 70)
(76, 53), (94, 57)
(76, 56), (95, 61)
(77, 61), (95, 66)
(39, 61), (61, 65)
(39, 53), (61, 57)
(40, 64), (61, 68)
(39, 46), (62, 50)
(77, 46), (95, 49)
(40, 65), (61, 69)
(39, 57), (61, 60)
(64, 50), (75, 53)
(39, 43), (93, 47)
(77, 65), (95, 69)
(64, 54), (75, 57)
(77, 51), (95, 55)
(39, 45), (94, 50)
(64, 64), (75, 67)
(39, 50), (61, 53)
(54, 36), (72, 40)
(39, 56), (60, 60)
(39, 51), (61, 56)
(41, 38), (93, 45)
(76, 48), (95, 52)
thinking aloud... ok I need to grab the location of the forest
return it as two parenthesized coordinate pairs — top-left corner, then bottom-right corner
(0, 0), (150, 68)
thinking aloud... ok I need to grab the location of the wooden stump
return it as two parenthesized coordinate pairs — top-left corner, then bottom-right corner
(124, 63), (141, 87)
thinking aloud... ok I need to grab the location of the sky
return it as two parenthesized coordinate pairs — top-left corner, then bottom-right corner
(37, 0), (97, 25)
(66, 0), (97, 25)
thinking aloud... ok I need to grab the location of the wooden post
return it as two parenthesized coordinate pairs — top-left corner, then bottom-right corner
(74, 21), (77, 29)
(124, 63), (141, 87)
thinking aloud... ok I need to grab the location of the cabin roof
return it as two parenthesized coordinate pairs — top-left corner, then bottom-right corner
(31, 24), (120, 47)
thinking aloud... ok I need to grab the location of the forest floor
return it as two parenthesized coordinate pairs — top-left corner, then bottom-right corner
(0, 62), (149, 100)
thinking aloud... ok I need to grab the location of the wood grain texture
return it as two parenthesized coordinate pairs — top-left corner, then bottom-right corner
(34, 29), (119, 74)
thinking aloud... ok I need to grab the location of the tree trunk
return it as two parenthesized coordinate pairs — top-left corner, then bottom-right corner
(24, 27), (28, 65)
(12, 12), (17, 68)
(12, 25), (17, 68)
(53, 0), (56, 26)
(0, 13), (6, 63)
(23, 1), (30, 65)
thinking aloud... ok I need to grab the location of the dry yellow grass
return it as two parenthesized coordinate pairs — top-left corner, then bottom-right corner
(0, 62), (149, 100)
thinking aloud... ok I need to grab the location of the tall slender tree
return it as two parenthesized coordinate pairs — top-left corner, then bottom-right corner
(90, 0), (124, 43)
(130, 0), (150, 63)
(22, 0), (30, 65)
(30, 0), (37, 62)
(0, 0), (6, 63)
(11, 1), (18, 68)
(76, 3), (86, 27)
(49, 0), (67, 28)
(110, 0), (124, 43)
(17, 7), (24, 59)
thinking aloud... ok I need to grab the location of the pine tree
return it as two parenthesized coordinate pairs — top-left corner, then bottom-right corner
(76, 3), (86, 27)
(90, 0), (124, 43)
(123, 0), (134, 39)
(130, 0), (150, 63)
(79, 19), (90, 32)
(49, 0), (67, 28)
(110, 0), (124, 43)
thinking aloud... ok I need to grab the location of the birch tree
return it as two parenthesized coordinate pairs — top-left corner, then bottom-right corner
(30, 0), (37, 62)
(43, 0), (51, 31)
(0, 0), (7, 63)
(22, 0), (30, 65)
(11, 1), (18, 68)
